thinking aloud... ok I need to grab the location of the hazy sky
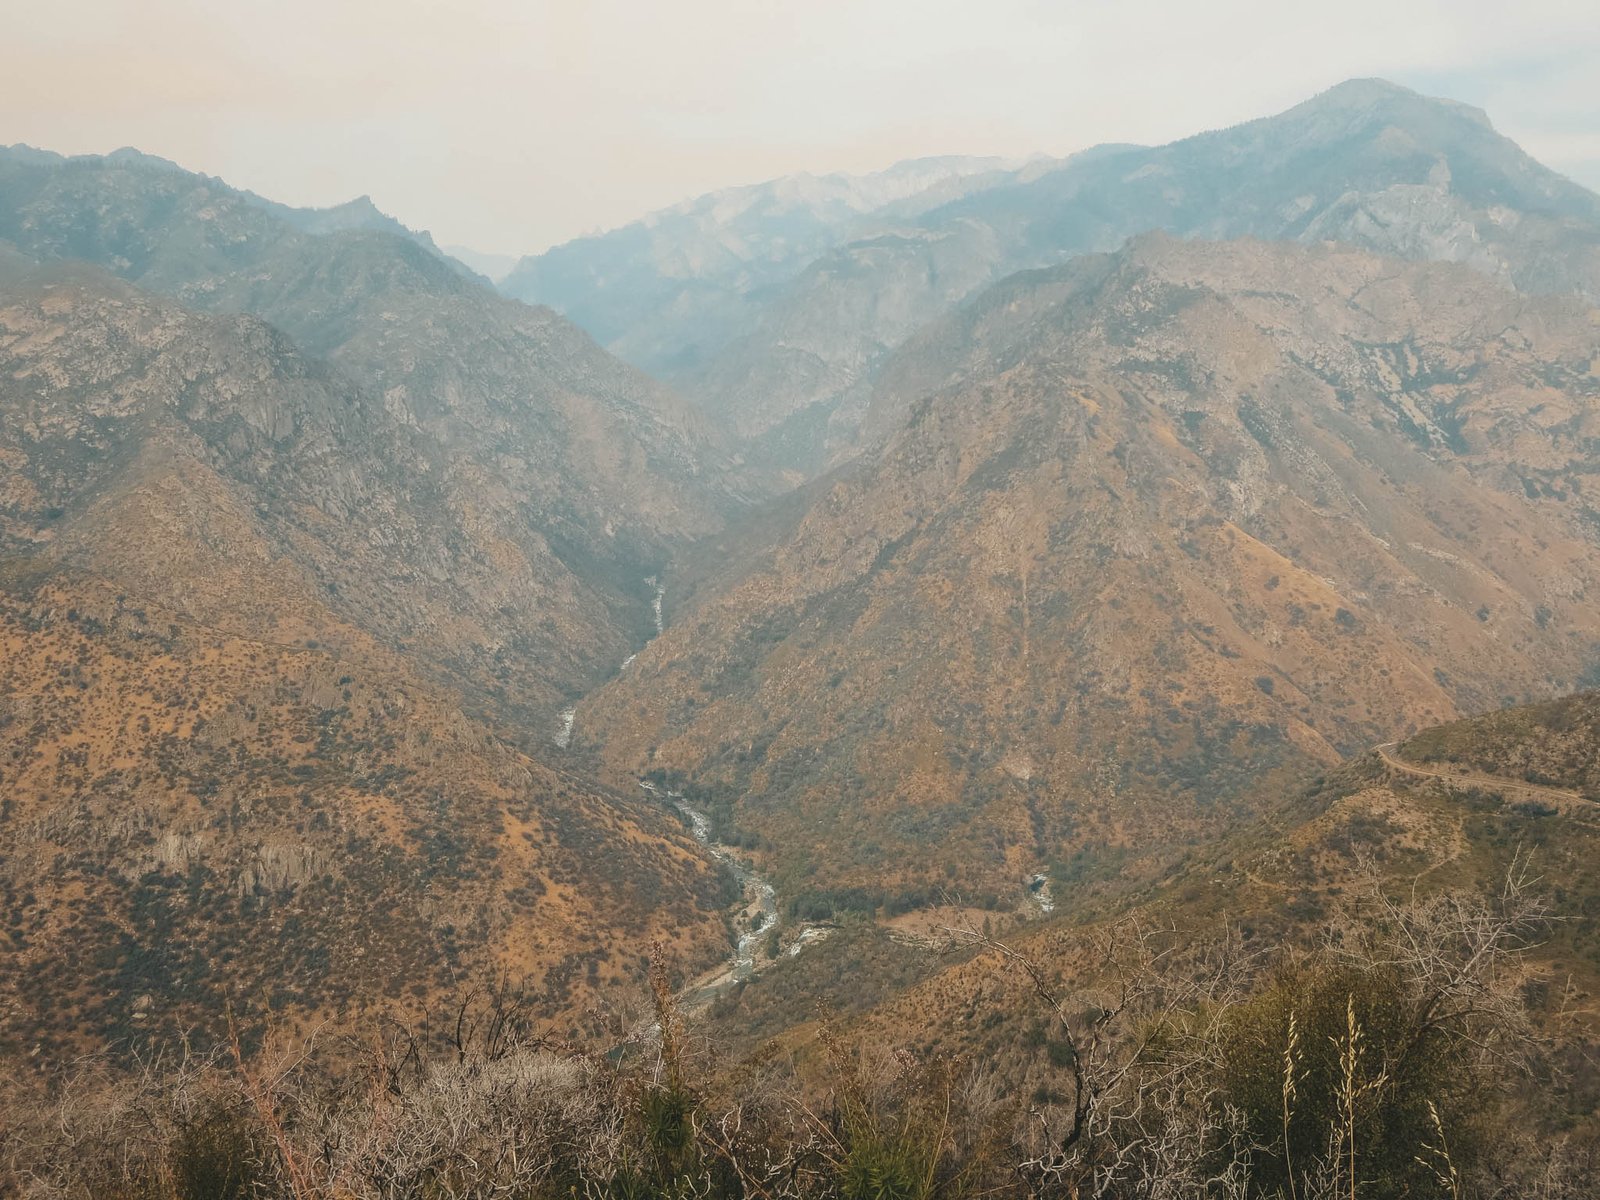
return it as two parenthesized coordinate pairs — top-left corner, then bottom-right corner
(6, 1), (1598, 257)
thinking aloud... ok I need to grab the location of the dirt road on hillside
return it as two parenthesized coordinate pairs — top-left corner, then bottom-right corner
(1374, 743), (1592, 811)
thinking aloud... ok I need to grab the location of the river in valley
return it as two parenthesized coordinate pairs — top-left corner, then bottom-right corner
(557, 577), (830, 1005)
(635, 779), (821, 1005)
(555, 578), (1055, 1003)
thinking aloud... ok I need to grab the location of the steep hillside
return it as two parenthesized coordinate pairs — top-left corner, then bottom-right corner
(712, 693), (1600, 1127)
(0, 260), (734, 1056)
(576, 235), (1600, 909)
(0, 146), (735, 725)
(1400, 691), (1600, 800)
(0, 567), (729, 1061)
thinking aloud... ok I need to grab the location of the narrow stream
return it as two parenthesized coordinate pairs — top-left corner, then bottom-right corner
(646, 574), (665, 636)
(636, 780), (810, 1003)
(553, 707), (576, 749)
(557, 575), (830, 1003)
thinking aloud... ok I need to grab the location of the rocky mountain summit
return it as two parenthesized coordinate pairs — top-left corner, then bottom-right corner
(500, 155), (1028, 380)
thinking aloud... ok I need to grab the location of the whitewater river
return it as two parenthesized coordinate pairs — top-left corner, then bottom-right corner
(557, 577), (828, 1003)
(635, 780), (815, 1004)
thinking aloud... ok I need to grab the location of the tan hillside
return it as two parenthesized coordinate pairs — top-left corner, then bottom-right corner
(1400, 691), (1600, 800)
(0, 262), (731, 1060)
(0, 565), (731, 1060)
(707, 693), (1600, 1107)
(577, 235), (1600, 911)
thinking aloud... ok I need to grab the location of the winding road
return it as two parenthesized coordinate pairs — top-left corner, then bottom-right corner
(1374, 742), (1591, 811)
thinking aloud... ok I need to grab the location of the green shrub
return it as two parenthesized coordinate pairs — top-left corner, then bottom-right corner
(1217, 961), (1489, 1199)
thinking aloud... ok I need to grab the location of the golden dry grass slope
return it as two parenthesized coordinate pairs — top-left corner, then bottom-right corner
(704, 692), (1600, 1122)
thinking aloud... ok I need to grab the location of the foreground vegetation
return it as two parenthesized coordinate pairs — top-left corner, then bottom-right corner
(3, 863), (1594, 1199)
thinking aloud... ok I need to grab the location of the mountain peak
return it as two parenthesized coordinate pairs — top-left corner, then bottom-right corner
(1295, 76), (1494, 130)
(103, 146), (186, 171)
(1313, 77), (1419, 105)
(327, 193), (385, 218)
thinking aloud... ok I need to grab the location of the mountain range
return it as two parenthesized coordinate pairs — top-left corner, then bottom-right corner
(508, 79), (1600, 476)
(5, 75), (1600, 1090)
(575, 232), (1600, 907)
(0, 143), (738, 723)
